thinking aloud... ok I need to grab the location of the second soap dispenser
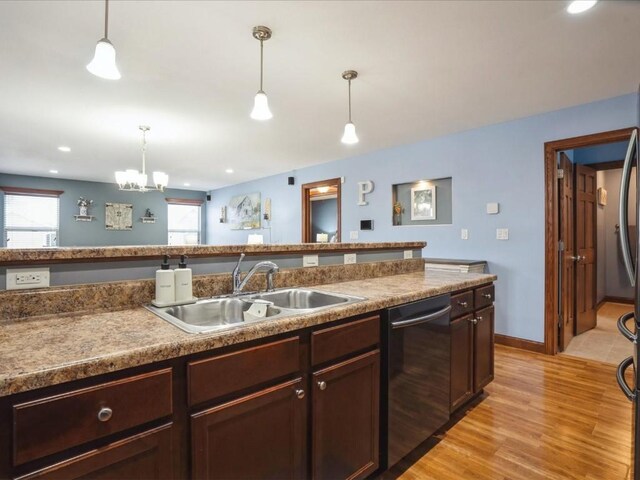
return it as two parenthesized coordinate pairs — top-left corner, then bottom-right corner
(155, 255), (175, 305)
(175, 255), (193, 303)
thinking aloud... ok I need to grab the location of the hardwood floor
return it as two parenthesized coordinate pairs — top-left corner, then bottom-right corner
(383, 345), (633, 480)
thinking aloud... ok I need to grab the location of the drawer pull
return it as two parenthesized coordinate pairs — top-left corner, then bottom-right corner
(482, 293), (492, 299)
(477, 316), (483, 322)
(469, 318), (478, 325)
(317, 381), (327, 391)
(457, 301), (468, 307)
(295, 389), (305, 399)
(97, 407), (113, 422)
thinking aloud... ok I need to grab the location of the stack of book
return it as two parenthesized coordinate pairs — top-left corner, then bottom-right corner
(424, 258), (487, 274)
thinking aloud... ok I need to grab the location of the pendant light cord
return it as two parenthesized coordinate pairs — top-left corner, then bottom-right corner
(141, 129), (147, 175)
(259, 39), (264, 92)
(348, 79), (352, 122)
(104, 0), (109, 39)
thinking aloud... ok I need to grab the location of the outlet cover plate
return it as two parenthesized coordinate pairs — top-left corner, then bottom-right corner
(344, 253), (357, 265)
(496, 228), (509, 240)
(404, 250), (413, 259)
(350, 231), (359, 240)
(461, 228), (469, 240)
(303, 255), (319, 267)
(6, 267), (50, 290)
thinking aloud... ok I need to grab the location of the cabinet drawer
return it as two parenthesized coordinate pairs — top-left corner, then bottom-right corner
(311, 315), (379, 366)
(188, 336), (300, 407)
(474, 284), (495, 310)
(13, 368), (172, 466)
(450, 290), (474, 319)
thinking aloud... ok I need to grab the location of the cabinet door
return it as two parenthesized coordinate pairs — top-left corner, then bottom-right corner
(16, 424), (173, 480)
(312, 350), (379, 480)
(191, 378), (306, 480)
(450, 314), (474, 411)
(474, 305), (495, 393)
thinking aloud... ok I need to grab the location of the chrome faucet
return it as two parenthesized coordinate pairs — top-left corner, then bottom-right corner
(232, 253), (279, 295)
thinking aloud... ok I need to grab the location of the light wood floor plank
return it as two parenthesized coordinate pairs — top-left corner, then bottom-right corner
(382, 345), (632, 480)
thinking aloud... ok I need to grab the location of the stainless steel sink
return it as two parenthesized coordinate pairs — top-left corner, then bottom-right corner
(146, 288), (365, 334)
(252, 288), (361, 310)
(147, 297), (283, 334)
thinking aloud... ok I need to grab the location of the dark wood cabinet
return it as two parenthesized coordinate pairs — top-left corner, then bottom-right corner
(15, 424), (173, 480)
(312, 350), (380, 480)
(450, 314), (474, 411)
(191, 378), (306, 480)
(449, 284), (495, 412)
(473, 305), (495, 392)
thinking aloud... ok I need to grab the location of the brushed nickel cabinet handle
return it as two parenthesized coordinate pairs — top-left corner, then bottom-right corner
(295, 389), (305, 399)
(97, 407), (113, 422)
(483, 293), (492, 299)
(317, 381), (327, 391)
(477, 316), (483, 322)
(469, 318), (478, 325)
(457, 301), (468, 307)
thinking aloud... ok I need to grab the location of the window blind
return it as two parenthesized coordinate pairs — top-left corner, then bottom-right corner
(168, 203), (201, 245)
(4, 194), (60, 248)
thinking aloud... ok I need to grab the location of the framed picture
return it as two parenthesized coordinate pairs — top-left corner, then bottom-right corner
(105, 203), (133, 230)
(228, 192), (261, 230)
(597, 187), (607, 206)
(410, 185), (436, 220)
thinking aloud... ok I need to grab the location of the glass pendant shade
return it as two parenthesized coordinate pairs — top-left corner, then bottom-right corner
(341, 122), (359, 145)
(87, 39), (121, 80)
(567, 0), (597, 14)
(115, 170), (127, 187)
(251, 91), (273, 120)
(153, 171), (169, 189)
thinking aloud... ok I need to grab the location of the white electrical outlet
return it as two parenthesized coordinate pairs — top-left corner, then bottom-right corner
(303, 255), (319, 267)
(6, 267), (50, 290)
(461, 228), (469, 240)
(496, 228), (509, 240)
(344, 253), (357, 265)
(404, 250), (413, 259)
(350, 231), (359, 240)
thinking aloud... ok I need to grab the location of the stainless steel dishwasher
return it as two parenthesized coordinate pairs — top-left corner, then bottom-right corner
(381, 294), (452, 470)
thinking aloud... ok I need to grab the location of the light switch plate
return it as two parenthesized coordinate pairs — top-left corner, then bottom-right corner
(350, 231), (359, 240)
(6, 267), (50, 290)
(404, 250), (413, 259)
(303, 255), (319, 267)
(496, 228), (509, 240)
(344, 253), (357, 265)
(461, 228), (469, 240)
(487, 203), (500, 215)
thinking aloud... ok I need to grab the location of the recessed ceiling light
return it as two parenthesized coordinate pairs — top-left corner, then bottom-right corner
(58, 146), (71, 152)
(567, 0), (597, 14)
(184, 182), (191, 187)
(49, 169), (58, 174)
(225, 168), (234, 174)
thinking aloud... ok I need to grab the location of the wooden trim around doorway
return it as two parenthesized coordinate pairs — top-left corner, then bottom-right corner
(301, 178), (342, 243)
(544, 127), (635, 355)
(495, 334), (546, 354)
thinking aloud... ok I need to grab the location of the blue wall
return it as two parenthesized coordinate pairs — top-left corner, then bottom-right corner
(0, 174), (207, 246)
(207, 93), (637, 343)
(574, 140), (629, 165)
(311, 198), (338, 240)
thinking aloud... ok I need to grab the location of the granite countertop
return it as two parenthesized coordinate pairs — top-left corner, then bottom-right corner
(0, 270), (496, 397)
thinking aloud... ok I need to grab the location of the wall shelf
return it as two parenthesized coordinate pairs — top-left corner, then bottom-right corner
(73, 215), (95, 222)
(141, 217), (156, 224)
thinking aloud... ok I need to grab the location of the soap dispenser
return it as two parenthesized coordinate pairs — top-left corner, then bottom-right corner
(155, 255), (175, 305)
(175, 255), (193, 303)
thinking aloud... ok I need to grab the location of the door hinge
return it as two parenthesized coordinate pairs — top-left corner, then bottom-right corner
(558, 240), (564, 252)
(557, 168), (564, 179)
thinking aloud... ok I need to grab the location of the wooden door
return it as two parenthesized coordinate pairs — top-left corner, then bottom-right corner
(191, 378), (306, 480)
(559, 152), (576, 351)
(15, 424), (173, 480)
(473, 306), (494, 393)
(575, 164), (598, 334)
(312, 350), (379, 480)
(450, 314), (474, 411)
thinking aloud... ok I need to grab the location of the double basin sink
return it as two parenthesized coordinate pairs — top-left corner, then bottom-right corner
(146, 288), (366, 334)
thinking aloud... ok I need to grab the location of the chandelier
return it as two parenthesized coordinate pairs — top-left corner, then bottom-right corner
(115, 126), (168, 192)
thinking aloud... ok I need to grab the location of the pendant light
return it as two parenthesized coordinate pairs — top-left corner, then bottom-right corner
(341, 70), (359, 144)
(250, 26), (273, 121)
(115, 126), (169, 192)
(86, 0), (121, 80)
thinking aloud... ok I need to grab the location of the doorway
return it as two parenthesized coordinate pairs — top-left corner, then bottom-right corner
(301, 178), (341, 243)
(544, 127), (635, 355)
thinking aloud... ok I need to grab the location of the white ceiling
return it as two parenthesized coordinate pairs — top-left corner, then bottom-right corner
(0, 1), (639, 191)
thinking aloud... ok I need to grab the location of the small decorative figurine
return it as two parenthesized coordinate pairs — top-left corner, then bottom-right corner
(77, 197), (93, 217)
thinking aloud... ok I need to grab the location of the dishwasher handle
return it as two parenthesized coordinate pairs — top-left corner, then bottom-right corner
(391, 305), (452, 329)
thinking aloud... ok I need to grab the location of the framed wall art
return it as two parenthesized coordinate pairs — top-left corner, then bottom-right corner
(410, 185), (436, 220)
(105, 203), (133, 230)
(228, 192), (261, 230)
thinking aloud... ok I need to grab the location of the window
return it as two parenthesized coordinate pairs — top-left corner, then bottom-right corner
(2, 188), (61, 248)
(167, 200), (202, 245)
